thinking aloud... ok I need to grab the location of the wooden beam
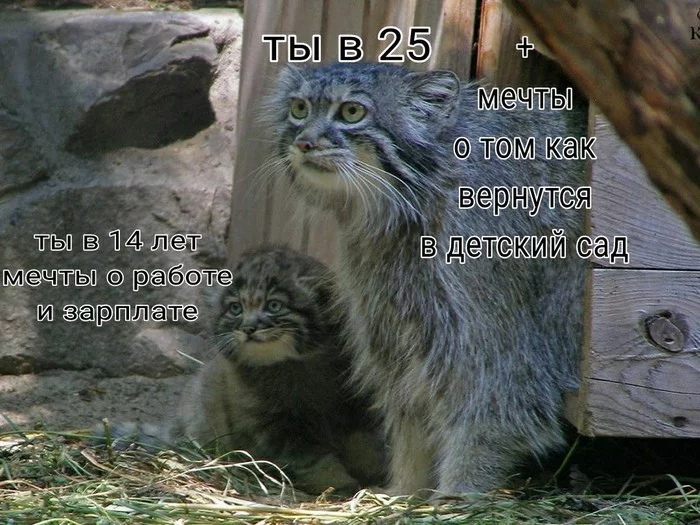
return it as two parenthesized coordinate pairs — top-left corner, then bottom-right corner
(505, 0), (700, 242)
(589, 113), (700, 269)
(579, 269), (700, 437)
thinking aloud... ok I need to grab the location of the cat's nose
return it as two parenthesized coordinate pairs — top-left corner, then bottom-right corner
(294, 139), (315, 152)
(241, 326), (257, 335)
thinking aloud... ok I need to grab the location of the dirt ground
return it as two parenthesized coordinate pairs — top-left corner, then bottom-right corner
(0, 369), (189, 432)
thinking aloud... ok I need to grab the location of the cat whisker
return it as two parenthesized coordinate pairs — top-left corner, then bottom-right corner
(338, 162), (370, 214)
(337, 159), (390, 205)
(367, 160), (427, 212)
(334, 164), (352, 210)
(351, 164), (414, 213)
(211, 331), (240, 357)
(244, 155), (291, 202)
(353, 159), (425, 221)
(351, 162), (424, 223)
(336, 163), (361, 213)
(246, 154), (289, 180)
(342, 163), (388, 219)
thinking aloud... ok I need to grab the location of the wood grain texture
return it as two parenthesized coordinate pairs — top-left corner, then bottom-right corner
(429, 0), (477, 75)
(228, 0), (328, 263)
(475, 0), (504, 81)
(361, 0), (416, 61)
(589, 113), (700, 269)
(413, 0), (443, 72)
(580, 381), (700, 438)
(302, 1), (366, 264)
(227, 0), (284, 262)
(476, 0), (570, 87)
(322, 1), (365, 63)
(576, 269), (700, 437)
(263, 0), (325, 255)
(506, 0), (700, 241)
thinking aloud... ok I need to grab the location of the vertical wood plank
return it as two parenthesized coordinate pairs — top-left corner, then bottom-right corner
(474, 0), (569, 87)
(413, 0), (444, 72)
(227, 0), (285, 263)
(476, 0), (505, 81)
(265, 0), (325, 253)
(362, 0), (416, 61)
(430, 0), (477, 78)
(321, 1), (365, 63)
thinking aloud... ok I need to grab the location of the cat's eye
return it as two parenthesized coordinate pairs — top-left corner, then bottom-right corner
(289, 98), (309, 120)
(228, 302), (243, 316)
(339, 102), (366, 123)
(265, 299), (284, 313)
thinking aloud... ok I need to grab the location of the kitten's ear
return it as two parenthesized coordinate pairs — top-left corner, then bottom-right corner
(405, 70), (460, 121)
(297, 275), (322, 296)
(298, 273), (334, 308)
(202, 284), (225, 309)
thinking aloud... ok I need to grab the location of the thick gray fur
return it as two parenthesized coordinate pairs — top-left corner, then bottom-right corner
(96, 246), (385, 494)
(262, 63), (587, 494)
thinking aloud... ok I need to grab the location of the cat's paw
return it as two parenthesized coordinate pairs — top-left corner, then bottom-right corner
(296, 453), (360, 494)
(90, 420), (168, 452)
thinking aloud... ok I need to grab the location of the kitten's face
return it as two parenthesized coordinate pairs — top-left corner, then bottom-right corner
(213, 248), (332, 367)
(265, 63), (460, 230)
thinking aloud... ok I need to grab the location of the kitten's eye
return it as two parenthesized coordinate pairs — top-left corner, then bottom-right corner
(228, 302), (243, 316)
(289, 98), (309, 120)
(339, 102), (366, 123)
(265, 299), (284, 313)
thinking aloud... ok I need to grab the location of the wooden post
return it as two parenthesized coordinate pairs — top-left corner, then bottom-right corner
(504, 0), (700, 242)
(570, 114), (700, 437)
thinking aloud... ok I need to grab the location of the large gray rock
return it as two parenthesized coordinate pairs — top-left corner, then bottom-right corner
(0, 11), (220, 155)
(0, 7), (242, 408)
(0, 107), (47, 196)
(0, 184), (229, 375)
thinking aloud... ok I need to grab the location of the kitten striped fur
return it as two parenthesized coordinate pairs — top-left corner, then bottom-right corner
(171, 246), (385, 493)
(96, 246), (385, 494)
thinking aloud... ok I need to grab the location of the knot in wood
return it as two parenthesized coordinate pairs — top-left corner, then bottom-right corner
(645, 313), (685, 353)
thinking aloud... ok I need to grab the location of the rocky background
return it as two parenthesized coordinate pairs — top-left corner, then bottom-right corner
(0, 8), (243, 431)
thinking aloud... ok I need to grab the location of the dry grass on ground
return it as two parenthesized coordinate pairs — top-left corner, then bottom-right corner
(1, 429), (700, 524)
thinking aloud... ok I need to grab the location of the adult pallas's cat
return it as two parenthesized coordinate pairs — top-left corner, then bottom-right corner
(263, 63), (587, 494)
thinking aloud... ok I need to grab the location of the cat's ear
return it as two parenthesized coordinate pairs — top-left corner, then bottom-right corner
(260, 65), (305, 125)
(202, 283), (225, 310)
(405, 70), (460, 121)
(298, 273), (335, 308)
(199, 283), (227, 331)
(276, 64), (304, 91)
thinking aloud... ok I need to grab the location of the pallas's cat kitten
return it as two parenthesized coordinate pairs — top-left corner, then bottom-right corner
(263, 63), (587, 494)
(171, 246), (384, 493)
